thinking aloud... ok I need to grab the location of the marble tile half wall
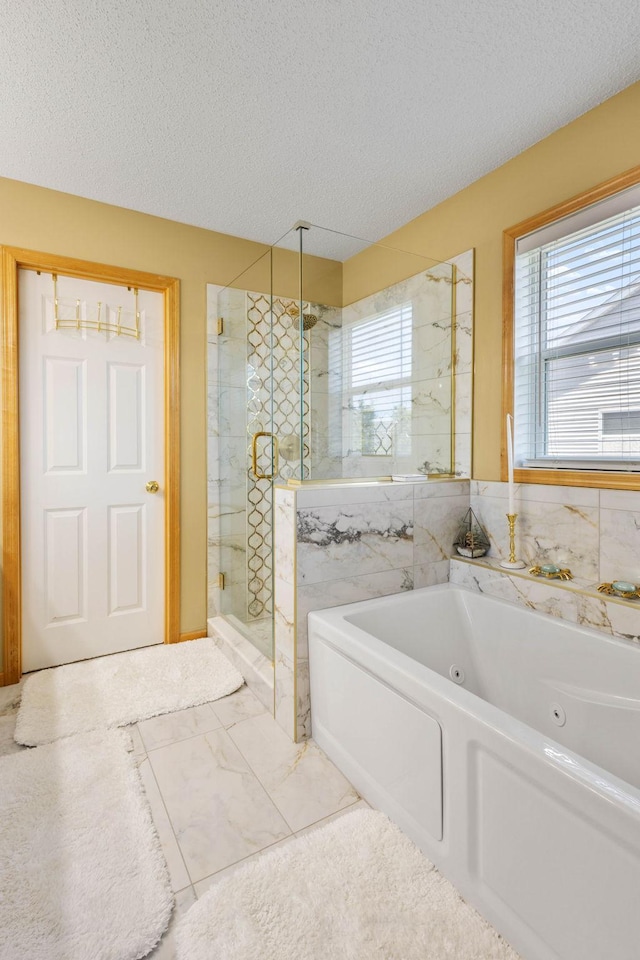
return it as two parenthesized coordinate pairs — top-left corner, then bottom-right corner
(273, 479), (470, 740)
(469, 480), (640, 585)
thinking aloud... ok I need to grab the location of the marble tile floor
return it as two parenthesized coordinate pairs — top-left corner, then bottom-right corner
(1, 681), (366, 960)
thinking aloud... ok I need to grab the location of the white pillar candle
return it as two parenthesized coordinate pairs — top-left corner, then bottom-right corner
(506, 413), (515, 514)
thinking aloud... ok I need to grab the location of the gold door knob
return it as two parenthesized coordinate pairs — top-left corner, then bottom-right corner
(146, 480), (160, 493)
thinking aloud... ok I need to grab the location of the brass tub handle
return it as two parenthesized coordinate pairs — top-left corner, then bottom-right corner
(251, 432), (279, 480)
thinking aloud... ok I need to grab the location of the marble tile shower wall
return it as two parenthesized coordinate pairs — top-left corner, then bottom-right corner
(339, 249), (473, 479)
(207, 286), (248, 622)
(273, 479), (470, 740)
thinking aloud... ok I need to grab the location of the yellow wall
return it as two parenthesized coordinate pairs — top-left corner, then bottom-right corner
(344, 79), (640, 480)
(3, 77), (640, 636)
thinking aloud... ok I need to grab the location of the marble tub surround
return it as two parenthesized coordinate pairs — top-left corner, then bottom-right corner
(274, 479), (471, 740)
(450, 557), (640, 646)
(470, 480), (640, 584)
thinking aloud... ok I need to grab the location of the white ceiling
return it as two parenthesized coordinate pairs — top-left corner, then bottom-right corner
(2, 0), (640, 257)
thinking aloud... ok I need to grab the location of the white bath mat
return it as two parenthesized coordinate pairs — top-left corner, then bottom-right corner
(0, 728), (173, 960)
(15, 638), (244, 746)
(175, 809), (521, 960)
(0, 715), (24, 758)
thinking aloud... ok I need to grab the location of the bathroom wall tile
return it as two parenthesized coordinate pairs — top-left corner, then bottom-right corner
(149, 728), (291, 883)
(340, 454), (423, 479)
(342, 267), (448, 330)
(212, 534), (246, 586)
(206, 437), (220, 483)
(308, 454), (344, 481)
(455, 371), (472, 422)
(296, 500), (414, 585)
(454, 431), (472, 479)
(227, 713), (359, 832)
(414, 321), (453, 375)
(274, 651), (296, 741)
(274, 488), (296, 583)
(296, 659), (312, 741)
(207, 344), (219, 385)
(219, 289), (250, 342)
(602, 599), (640, 644)
(212, 336), (248, 390)
(396, 432), (452, 476)
(274, 576), (295, 662)
(600, 508), (640, 583)
(470, 490), (600, 579)
(450, 560), (581, 623)
(449, 557), (500, 591)
(600, 489), (640, 512)
(450, 558), (640, 646)
(413, 479), (470, 499)
(453, 310), (473, 376)
(411, 377), (453, 435)
(207, 383), (219, 435)
(413, 493), (469, 565)
(451, 249), (474, 312)
(218, 435), (249, 484)
(413, 559), (451, 588)
(217, 385), (247, 437)
(209, 499), (245, 539)
(296, 567), (414, 658)
(471, 480), (599, 508)
(207, 575), (219, 620)
(296, 481), (413, 509)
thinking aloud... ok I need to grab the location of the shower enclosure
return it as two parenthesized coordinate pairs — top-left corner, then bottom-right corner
(209, 224), (458, 662)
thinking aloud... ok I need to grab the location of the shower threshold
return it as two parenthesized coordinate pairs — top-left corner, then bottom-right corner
(207, 615), (274, 713)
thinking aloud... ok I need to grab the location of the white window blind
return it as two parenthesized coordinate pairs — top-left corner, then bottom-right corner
(343, 302), (412, 456)
(514, 193), (640, 471)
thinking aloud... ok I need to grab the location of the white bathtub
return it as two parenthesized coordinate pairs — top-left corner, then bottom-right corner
(308, 583), (640, 960)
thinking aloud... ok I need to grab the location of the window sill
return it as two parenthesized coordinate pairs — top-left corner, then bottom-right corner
(512, 467), (640, 491)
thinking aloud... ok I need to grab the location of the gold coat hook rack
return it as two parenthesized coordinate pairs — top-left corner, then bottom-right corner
(52, 274), (140, 339)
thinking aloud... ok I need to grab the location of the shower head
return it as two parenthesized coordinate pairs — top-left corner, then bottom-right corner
(286, 305), (318, 331)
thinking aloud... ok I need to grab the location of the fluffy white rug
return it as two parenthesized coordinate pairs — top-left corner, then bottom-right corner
(175, 809), (521, 960)
(15, 638), (244, 746)
(0, 728), (173, 960)
(0, 715), (24, 757)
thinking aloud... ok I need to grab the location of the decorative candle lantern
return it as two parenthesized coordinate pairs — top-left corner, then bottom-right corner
(453, 508), (490, 558)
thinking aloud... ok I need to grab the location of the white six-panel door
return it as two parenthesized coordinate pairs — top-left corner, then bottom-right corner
(19, 271), (165, 671)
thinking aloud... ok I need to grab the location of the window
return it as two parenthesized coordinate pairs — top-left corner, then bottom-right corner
(508, 173), (640, 482)
(343, 303), (412, 457)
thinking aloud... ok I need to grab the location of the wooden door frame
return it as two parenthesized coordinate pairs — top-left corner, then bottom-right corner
(0, 247), (181, 686)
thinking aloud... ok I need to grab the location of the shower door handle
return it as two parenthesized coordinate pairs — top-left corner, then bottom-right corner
(251, 432), (279, 480)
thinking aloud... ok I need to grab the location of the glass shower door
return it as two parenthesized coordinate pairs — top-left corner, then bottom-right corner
(217, 274), (278, 661)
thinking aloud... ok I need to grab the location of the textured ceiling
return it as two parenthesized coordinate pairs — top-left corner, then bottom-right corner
(1, 0), (640, 255)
